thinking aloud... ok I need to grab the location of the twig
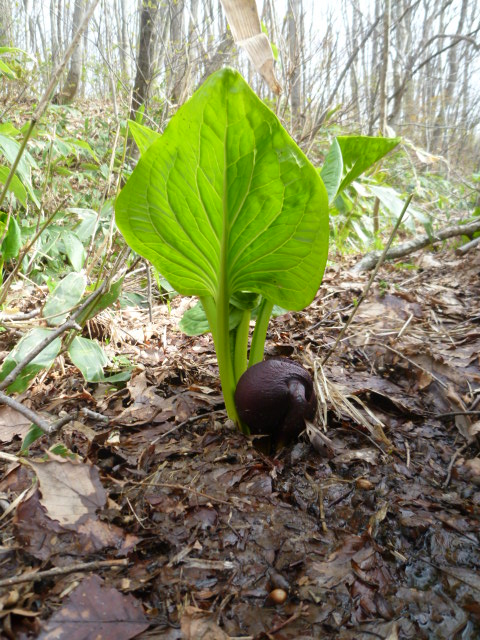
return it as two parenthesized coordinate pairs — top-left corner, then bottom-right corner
(0, 245), (128, 394)
(0, 200), (68, 306)
(145, 260), (153, 323)
(321, 194), (413, 366)
(443, 443), (469, 488)
(80, 407), (109, 423)
(141, 481), (231, 506)
(380, 342), (448, 389)
(0, 389), (52, 433)
(151, 409), (226, 442)
(267, 609), (303, 635)
(0, 559), (128, 589)
(436, 410), (480, 418)
(0, 285), (106, 392)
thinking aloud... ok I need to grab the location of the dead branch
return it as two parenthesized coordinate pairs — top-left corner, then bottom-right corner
(353, 218), (480, 272)
(0, 559), (128, 589)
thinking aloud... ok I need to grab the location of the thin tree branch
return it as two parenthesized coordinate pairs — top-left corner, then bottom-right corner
(321, 195), (413, 366)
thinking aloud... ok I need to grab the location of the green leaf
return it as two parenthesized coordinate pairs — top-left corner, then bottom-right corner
(68, 336), (108, 382)
(116, 68), (329, 312)
(76, 277), (124, 325)
(127, 120), (161, 156)
(43, 272), (87, 326)
(67, 208), (98, 242)
(62, 232), (86, 271)
(0, 328), (62, 393)
(64, 137), (99, 162)
(337, 135), (401, 194)
(320, 138), (343, 203)
(0, 214), (21, 261)
(0, 58), (16, 79)
(368, 184), (431, 234)
(179, 299), (245, 336)
(20, 424), (45, 455)
(0, 133), (40, 206)
(0, 164), (27, 206)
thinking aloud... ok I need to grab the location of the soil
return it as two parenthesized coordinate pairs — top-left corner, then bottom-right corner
(1, 247), (479, 640)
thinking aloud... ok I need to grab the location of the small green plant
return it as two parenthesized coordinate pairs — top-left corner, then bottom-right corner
(116, 69), (330, 429)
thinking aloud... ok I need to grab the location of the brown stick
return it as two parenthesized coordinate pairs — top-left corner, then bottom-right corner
(353, 218), (480, 272)
(0, 559), (128, 589)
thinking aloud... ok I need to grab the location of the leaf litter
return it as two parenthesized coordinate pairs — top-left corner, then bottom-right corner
(1, 248), (480, 639)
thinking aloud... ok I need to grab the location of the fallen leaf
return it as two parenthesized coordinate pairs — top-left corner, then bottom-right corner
(181, 605), (231, 639)
(0, 406), (32, 442)
(38, 574), (148, 640)
(28, 455), (106, 528)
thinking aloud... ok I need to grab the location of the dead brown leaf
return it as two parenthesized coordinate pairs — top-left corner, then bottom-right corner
(38, 574), (148, 640)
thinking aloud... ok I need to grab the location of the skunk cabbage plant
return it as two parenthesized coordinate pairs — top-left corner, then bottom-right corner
(115, 69), (329, 428)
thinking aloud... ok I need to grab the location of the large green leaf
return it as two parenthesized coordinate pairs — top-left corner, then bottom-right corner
(337, 135), (401, 194)
(116, 68), (329, 312)
(0, 328), (62, 393)
(43, 272), (87, 326)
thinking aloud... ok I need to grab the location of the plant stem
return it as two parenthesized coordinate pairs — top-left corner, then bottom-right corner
(233, 309), (251, 383)
(249, 298), (273, 366)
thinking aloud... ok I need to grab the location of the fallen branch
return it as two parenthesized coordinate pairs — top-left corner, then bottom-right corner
(0, 559), (128, 589)
(353, 218), (480, 272)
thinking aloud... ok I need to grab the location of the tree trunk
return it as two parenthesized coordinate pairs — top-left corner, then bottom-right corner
(287, 0), (302, 122)
(54, 0), (87, 104)
(130, 0), (160, 121)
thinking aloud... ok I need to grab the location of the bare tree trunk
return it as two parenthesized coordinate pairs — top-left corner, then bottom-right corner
(49, 0), (59, 66)
(169, 0), (187, 105)
(130, 0), (160, 120)
(0, 0), (12, 43)
(287, 0), (302, 122)
(373, 0), (390, 234)
(54, 0), (87, 104)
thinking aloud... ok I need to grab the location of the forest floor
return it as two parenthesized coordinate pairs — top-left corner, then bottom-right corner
(1, 244), (479, 640)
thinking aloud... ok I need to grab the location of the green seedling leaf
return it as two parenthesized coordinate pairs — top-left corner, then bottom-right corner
(0, 165), (27, 206)
(0, 123), (20, 137)
(0, 133), (39, 207)
(20, 424), (45, 454)
(0, 214), (21, 260)
(179, 299), (245, 336)
(0, 328), (62, 393)
(320, 138), (343, 203)
(64, 137), (99, 162)
(43, 272), (87, 326)
(337, 135), (401, 194)
(67, 208), (98, 242)
(127, 119), (161, 156)
(68, 336), (108, 382)
(76, 277), (124, 325)
(62, 232), (86, 271)
(116, 68), (329, 310)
